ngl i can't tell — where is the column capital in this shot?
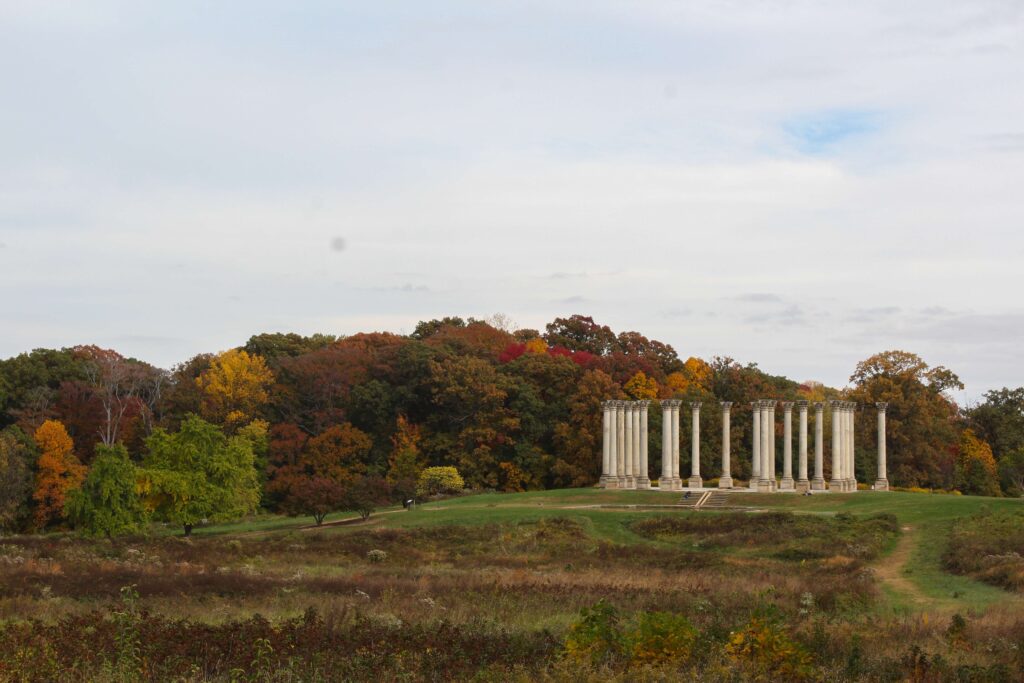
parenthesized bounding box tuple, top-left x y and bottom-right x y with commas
(875, 401, 888, 412)
(689, 401, 702, 410)
(720, 401, 732, 411)
(796, 400, 809, 410)
(814, 401, 824, 412)
(637, 400, 650, 411)
(751, 400, 760, 410)
(614, 400, 626, 409)
(830, 400, 843, 410)
(762, 399, 777, 408)
(781, 401, 795, 411)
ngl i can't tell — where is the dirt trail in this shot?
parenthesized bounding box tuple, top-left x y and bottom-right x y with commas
(873, 525, 931, 606)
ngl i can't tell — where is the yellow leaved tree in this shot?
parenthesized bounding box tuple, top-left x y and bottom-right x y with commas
(624, 371, 659, 400)
(196, 349, 274, 428)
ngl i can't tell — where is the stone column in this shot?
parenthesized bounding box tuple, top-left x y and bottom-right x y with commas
(607, 401, 619, 487)
(758, 401, 773, 492)
(719, 402, 733, 489)
(811, 402, 825, 490)
(874, 402, 889, 490)
(688, 402, 703, 489)
(600, 401, 611, 486)
(623, 402, 635, 488)
(750, 401, 761, 490)
(671, 400, 682, 489)
(616, 401, 626, 487)
(631, 403, 642, 489)
(768, 402, 777, 490)
(781, 402, 795, 490)
(848, 402, 857, 491)
(660, 400, 672, 488)
(637, 401, 650, 489)
(830, 401, 842, 491)
(796, 401, 809, 491)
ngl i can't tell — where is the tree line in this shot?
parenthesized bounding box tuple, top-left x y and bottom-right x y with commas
(1, 314, 1021, 535)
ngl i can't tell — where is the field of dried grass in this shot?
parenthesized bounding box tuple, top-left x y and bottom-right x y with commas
(0, 489, 1021, 681)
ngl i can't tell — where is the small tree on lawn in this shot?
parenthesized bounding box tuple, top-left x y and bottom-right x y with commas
(416, 466, 465, 498)
(66, 444, 147, 538)
(344, 475, 391, 521)
(141, 415, 260, 536)
(280, 476, 346, 526)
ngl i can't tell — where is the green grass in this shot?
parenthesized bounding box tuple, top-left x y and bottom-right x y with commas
(178, 487, 1023, 614)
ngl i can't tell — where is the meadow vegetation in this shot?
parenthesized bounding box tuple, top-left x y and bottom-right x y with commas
(0, 490, 1021, 681)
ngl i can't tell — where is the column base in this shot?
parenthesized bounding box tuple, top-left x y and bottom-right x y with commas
(872, 479, 889, 491)
(757, 479, 773, 492)
(779, 477, 795, 491)
(687, 476, 703, 489)
(749, 477, 761, 490)
(847, 479, 859, 492)
(718, 476, 733, 489)
(810, 477, 826, 491)
(795, 479, 810, 493)
(623, 476, 636, 489)
(659, 478, 683, 491)
(636, 477, 651, 489)
(828, 479, 843, 491)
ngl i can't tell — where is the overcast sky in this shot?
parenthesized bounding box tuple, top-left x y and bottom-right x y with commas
(2, 1, 1023, 402)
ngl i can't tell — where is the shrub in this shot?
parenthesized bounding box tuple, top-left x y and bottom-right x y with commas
(725, 616, 815, 681)
(367, 549, 387, 563)
(416, 467, 465, 498)
(628, 611, 697, 664)
(563, 599, 624, 666)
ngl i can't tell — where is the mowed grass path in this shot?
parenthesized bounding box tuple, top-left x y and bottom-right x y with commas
(195, 487, 1023, 614)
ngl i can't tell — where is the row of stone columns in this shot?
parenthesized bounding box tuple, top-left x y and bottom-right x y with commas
(600, 400, 650, 489)
(600, 398, 889, 492)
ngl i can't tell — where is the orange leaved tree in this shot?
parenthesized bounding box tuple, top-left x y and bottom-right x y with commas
(32, 419, 86, 529)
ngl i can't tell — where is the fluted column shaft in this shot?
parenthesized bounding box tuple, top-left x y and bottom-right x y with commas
(601, 402, 611, 485)
(759, 401, 772, 490)
(843, 403, 851, 489)
(616, 402, 626, 486)
(660, 401, 672, 486)
(797, 401, 809, 488)
(637, 402, 650, 488)
(671, 402, 681, 485)
(875, 402, 889, 490)
(720, 402, 733, 488)
(812, 402, 825, 490)
(624, 403, 635, 487)
(781, 402, 794, 489)
(626, 403, 634, 489)
(830, 401, 842, 490)
(768, 403, 777, 488)
(751, 402, 761, 489)
(689, 402, 703, 488)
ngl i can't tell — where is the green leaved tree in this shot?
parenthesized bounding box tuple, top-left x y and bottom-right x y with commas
(141, 415, 261, 536)
(65, 444, 147, 538)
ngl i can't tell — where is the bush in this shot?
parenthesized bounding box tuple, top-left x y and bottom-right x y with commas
(367, 549, 387, 563)
(725, 616, 815, 681)
(416, 467, 465, 498)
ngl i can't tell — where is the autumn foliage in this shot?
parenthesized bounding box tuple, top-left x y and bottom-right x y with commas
(32, 420, 86, 529)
